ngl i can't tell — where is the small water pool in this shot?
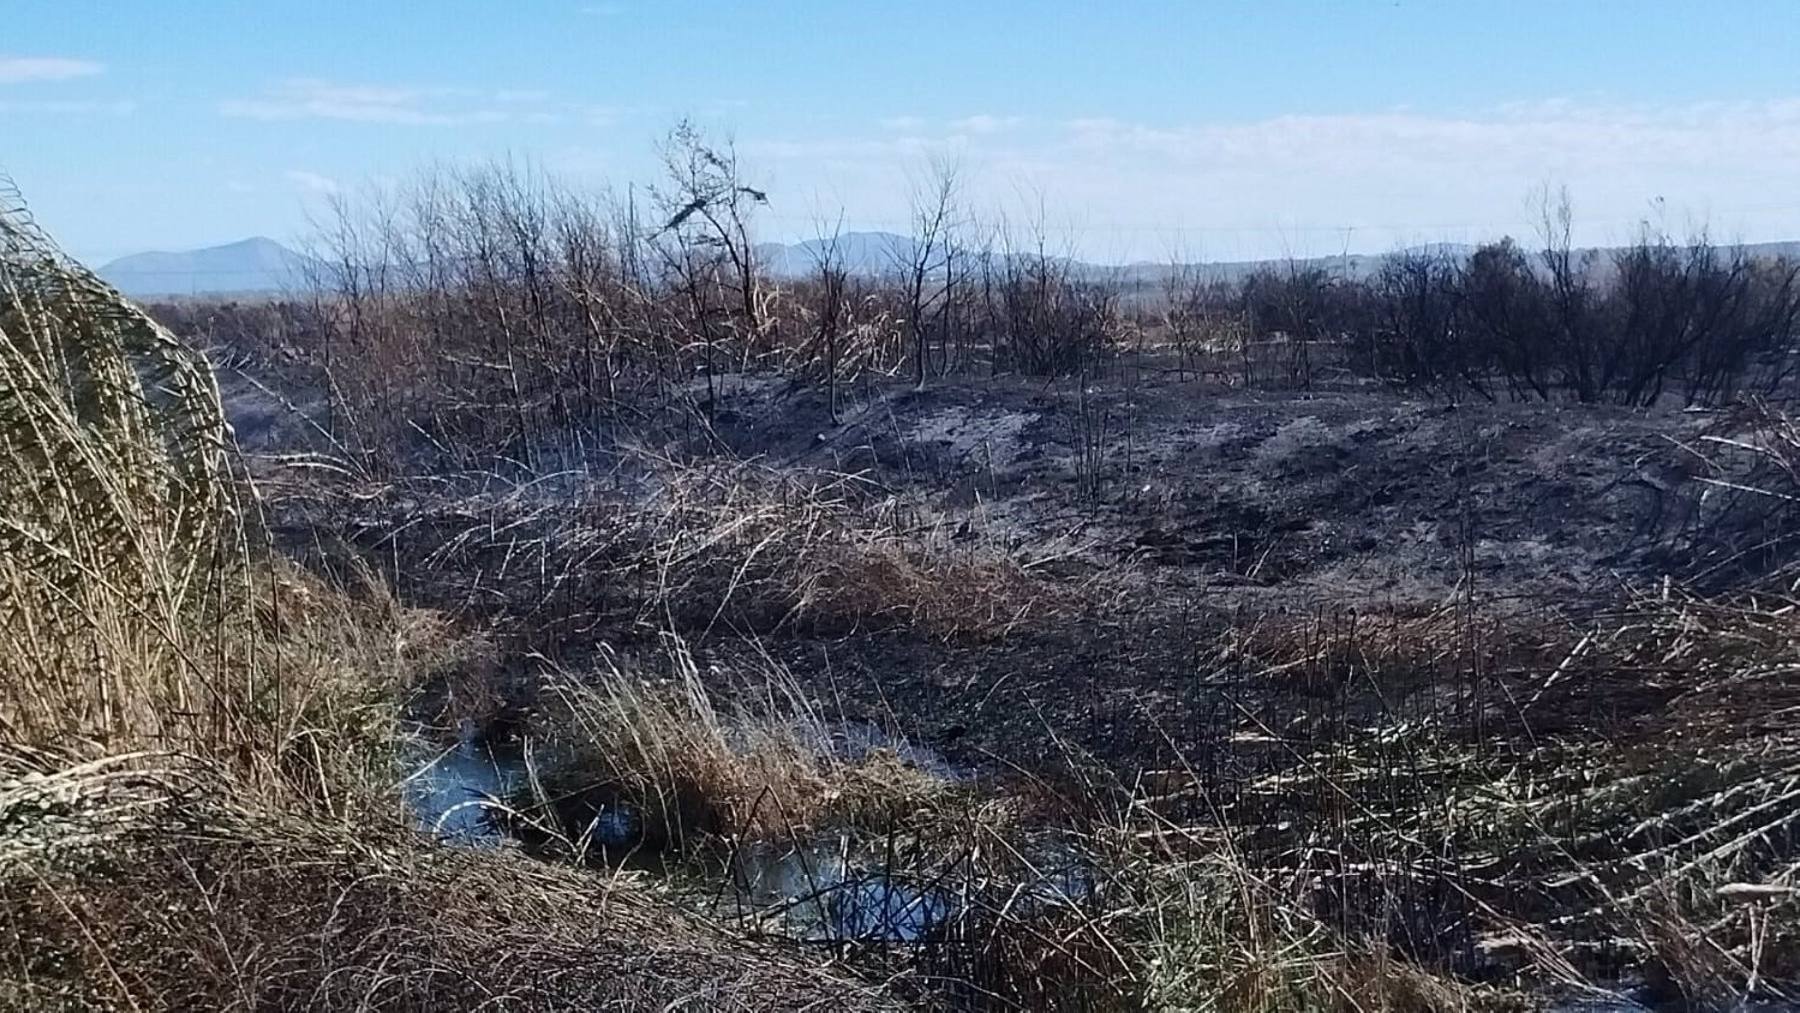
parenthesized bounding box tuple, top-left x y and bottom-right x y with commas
(402, 727, 1091, 944)
(402, 735, 523, 845)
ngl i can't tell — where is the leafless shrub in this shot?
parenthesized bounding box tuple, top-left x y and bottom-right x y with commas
(1458, 237, 1555, 400)
(893, 159, 965, 389)
(1067, 379, 1112, 501)
(1371, 249, 1473, 395)
(1158, 260, 1245, 380)
(984, 219, 1122, 377)
(649, 121, 772, 409)
(1238, 264, 1367, 389)
(1358, 193, 1800, 405)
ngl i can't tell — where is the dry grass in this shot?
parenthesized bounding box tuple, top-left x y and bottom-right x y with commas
(1671, 396, 1800, 590)
(0, 747, 899, 1013)
(0, 193, 436, 814)
(1124, 848, 1528, 1012)
(12, 181, 1800, 1010)
(420, 501, 1800, 1007)
(2, 192, 238, 751)
(506, 636, 959, 857)
(0, 194, 909, 1011)
(1112, 587, 1800, 1009)
(303, 454, 1070, 648)
(0, 191, 469, 822)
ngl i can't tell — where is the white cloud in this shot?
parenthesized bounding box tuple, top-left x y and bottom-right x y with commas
(0, 98, 133, 115)
(283, 169, 340, 195)
(948, 114, 1022, 135)
(875, 115, 1021, 136)
(1053, 103, 1800, 180)
(582, 104, 623, 127)
(220, 79, 610, 129)
(0, 56, 103, 84)
(222, 78, 510, 125)
(751, 99, 1800, 260)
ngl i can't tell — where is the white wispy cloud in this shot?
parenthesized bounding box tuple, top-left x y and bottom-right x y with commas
(220, 79, 616, 129)
(1054, 100, 1800, 180)
(222, 78, 512, 125)
(947, 114, 1023, 135)
(0, 98, 134, 116)
(753, 99, 1800, 260)
(0, 56, 103, 83)
(283, 169, 341, 195)
(876, 115, 1021, 136)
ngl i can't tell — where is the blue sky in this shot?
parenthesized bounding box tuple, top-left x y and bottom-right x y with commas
(7, 1, 1800, 263)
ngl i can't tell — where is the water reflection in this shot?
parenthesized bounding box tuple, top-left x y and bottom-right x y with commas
(720, 836, 1091, 943)
(403, 728, 1089, 944)
(403, 735, 523, 845)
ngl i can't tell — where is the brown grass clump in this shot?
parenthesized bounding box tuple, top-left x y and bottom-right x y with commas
(1223, 599, 1567, 695)
(2, 537, 456, 817)
(812, 540, 1057, 641)
(0, 192, 456, 813)
(508, 637, 960, 858)
(2, 190, 240, 752)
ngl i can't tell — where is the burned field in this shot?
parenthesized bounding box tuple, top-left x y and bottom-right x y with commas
(279, 363, 1760, 749)
(239, 354, 1800, 1009)
(8, 155, 1800, 1012)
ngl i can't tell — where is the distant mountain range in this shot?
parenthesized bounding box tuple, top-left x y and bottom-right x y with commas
(99, 233, 1800, 299)
(99, 232, 924, 297)
(755, 231, 1358, 283)
(99, 238, 319, 297)
(754, 231, 920, 277)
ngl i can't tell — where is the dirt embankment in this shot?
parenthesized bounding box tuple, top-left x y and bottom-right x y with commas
(637, 370, 1708, 769)
(708, 369, 1703, 602)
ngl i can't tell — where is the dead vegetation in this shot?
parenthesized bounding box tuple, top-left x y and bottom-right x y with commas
(10, 127, 1800, 1012)
(1098, 589, 1800, 1010)
(0, 748, 898, 1012)
(285, 453, 1071, 652)
(0, 193, 908, 1011)
(504, 637, 962, 857)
